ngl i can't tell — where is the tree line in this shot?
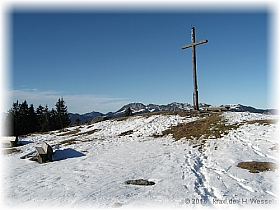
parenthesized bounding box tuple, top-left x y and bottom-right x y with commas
(5, 98, 71, 136)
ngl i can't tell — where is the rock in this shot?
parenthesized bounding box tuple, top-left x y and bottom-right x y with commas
(123, 179, 155, 186)
(112, 202, 122, 208)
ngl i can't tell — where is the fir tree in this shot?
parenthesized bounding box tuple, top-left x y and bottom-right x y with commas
(36, 105, 50, 132)
(27, 104, 37, 134)
(19, 100, 29, 135)
(55, 97, 70, 129)
(5, 101, 19, 136)
(36, 105, 44, 132)
(75, 117, 81, 126)
(124, 107, 133, 117)
(12, 100, 20, 135)
(49, 108, 58, 131)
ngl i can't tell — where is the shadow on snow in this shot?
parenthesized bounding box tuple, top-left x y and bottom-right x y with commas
(52, 148, 86, 161)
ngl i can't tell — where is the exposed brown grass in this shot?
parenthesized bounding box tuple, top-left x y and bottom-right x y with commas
(57, 129, 80, 136)
(237, 161, 278, 173)
(118, 130, 134, 136)
(270, 144, 278, 152)
(246, 119, 278, 125)
(86, 125, 94, 129)
(74, 129, 101, 136)
(57, 129, 101, 145)
(2, 148, 21, 155)
(57, 128, 101, 137)
(159, 113, 230, 141)
(81, 139, 96, 143)
(59, 138, 79, 146)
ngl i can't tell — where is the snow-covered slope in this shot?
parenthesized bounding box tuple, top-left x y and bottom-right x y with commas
(1, 112, 279, 209)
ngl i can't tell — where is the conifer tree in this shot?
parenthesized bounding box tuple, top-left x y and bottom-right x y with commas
(49, 108, 58, 130)
(36, 105, 49, 132)
(36, 105, 44, 132)
(124, 107, 133, 117)
(27, 104, 37, 134)
(5, 101, 20, 136)
(19, 100, 29, 135)
(75, 117, 81, 126)
(55, 97, 70, 129)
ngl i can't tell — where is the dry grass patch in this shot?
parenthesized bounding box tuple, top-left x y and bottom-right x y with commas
(247, 119, 278, 125)
(57, 129, 101, 145)
(57, 128, 101, 137)
(270, 144, 278, 152)
(59, 138, 79, 146)
(81, 139, 96, 143)
(119, 130, 134, 136)
(2, 148, 21, 155)
(57, 129, 80, 136)
(160, 113, 231, 141)
(74, 129, 101, 136)
(237, 161, 278, 173)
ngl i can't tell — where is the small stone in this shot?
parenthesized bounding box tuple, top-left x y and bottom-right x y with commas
(112, 202, 122, 208)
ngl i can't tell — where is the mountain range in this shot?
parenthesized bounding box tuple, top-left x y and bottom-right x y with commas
(69, 102, 277, 125)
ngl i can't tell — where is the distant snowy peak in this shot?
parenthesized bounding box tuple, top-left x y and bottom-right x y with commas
(113, 102, 211, 117)
(116, 102, 147, 113)
(226, 104, 277, 114)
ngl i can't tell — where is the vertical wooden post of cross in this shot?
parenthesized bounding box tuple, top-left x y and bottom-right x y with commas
(181, 27, 208, 111)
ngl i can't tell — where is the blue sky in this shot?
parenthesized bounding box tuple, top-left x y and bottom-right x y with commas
(8, 7, 275, 113)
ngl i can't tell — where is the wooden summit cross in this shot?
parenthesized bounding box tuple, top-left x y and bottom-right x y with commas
(181, 27, 208, 111)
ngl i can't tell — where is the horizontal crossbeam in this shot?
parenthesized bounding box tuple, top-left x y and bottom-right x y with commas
(181, 39, 208, 50)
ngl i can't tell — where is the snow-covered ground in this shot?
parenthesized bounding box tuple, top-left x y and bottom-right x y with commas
(1, 112, 279, 209)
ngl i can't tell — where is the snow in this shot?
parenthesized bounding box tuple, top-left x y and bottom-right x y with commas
(222, 112, 277, 125)
(1, 112, 279, 209)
